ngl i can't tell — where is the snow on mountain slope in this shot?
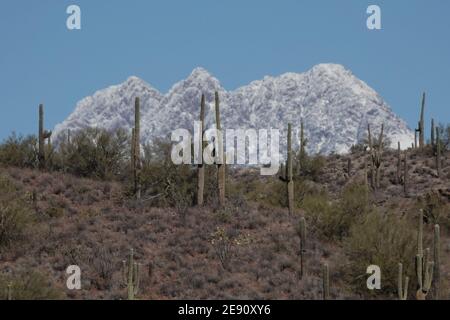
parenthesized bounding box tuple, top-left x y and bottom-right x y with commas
(53, 64, 414, 155)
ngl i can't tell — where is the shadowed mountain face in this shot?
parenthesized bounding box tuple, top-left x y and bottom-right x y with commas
(53, 64, 414, 154)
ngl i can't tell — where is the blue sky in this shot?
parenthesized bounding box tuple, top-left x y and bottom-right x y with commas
(0, 0, 449, 139)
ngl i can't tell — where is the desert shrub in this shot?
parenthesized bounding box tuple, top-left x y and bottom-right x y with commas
(303, 182, 370, 240)
(436, 123, 450, 151)
(59, 128, 129, 180)
(0, 175, 33, 247)
(210, 227, 251, 271)
(343, 211, 416, 297)
(0, 133, 37, 168)
(295, 155, 327, 182)
(417, 191, 450, 232)
(139, 139, 196, 206)
(0, 271, 63, 300)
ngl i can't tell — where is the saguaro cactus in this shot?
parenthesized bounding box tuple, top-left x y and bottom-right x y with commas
(298, 217, 306, 278)
(122, 248, 140, 300)
(433, 224, 441, 300)
(415, 210, 434, 300)
(215, 91, 226, 206)
(197, 94, 206, 206)
(287, 123, 294, 215)
(6, 283, 12, 300)
(367, 124, 384, 190)
(38, 104, 51, 169)
(398, 263, 409, 300)
(436, 128, 441, 178)
(430, 119, 435, 147)
(297, 120, 307, 175)
(133, 98, 141, 200)
(322, 264, 329, 300)
(417, 92, 425, 149)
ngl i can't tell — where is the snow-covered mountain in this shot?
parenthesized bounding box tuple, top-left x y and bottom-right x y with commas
(53, 64, 414, 154)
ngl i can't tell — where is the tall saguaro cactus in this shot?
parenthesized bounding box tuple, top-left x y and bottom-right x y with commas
(122, 248, 140, 300)
(430, 119, 435, 147)
(287, 123, 294, 215)
(367, 124, 384, 190)
(297, 120, 307, 175)
(38, 104, 51, 170)
(197, 94, 206, 206)
(398, 263, 409, 300)
(433, 224, 441, 300)
(6, 283, 12, 300)
(415, 210, 434, 300)
(215, 91, 226, 206)
(417, 92, 425, 149)
(133, 98, 141, 200)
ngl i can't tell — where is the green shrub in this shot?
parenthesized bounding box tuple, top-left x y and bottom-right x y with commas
(59, 128, 129, 179)
(0, 176, 33, 247)
(139, 139, 196, 206)
(303, 182, 370, 240)
(0, 271, 63, 300)
(294, 154, 326, 182)
(343, 211, 416, 297)
(0, 133, 37, 168)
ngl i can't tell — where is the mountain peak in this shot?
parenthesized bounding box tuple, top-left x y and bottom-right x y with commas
(189, 66, 213, 76)
(53, 64, 414, 154)
(185, 67, 219, 84)
(308, 63, 349, 76)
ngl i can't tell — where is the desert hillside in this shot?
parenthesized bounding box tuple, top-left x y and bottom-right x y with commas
(0, 132, 448, 300)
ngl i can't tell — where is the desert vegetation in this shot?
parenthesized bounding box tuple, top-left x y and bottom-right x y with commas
(0, 93, 449, 300)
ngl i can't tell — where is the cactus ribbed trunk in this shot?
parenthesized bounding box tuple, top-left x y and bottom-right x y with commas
(434, 224, 441, 300)
(431, 119, 435, 147)
(419, 92, 425, 149)
(38, 104, 45, 169)
(367, 124, 383, 190)
(398, 263, 409, 300)
(215, 91, 225, 206)
(123, 248, 140, 300)
(6, 284, 12, 300)
(287, 123, 294, 215)
(134, 98, 141, 200)
(197, 94, 205, 206)
(415, 210, 434, 300)
(297, 120, 306, 175)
